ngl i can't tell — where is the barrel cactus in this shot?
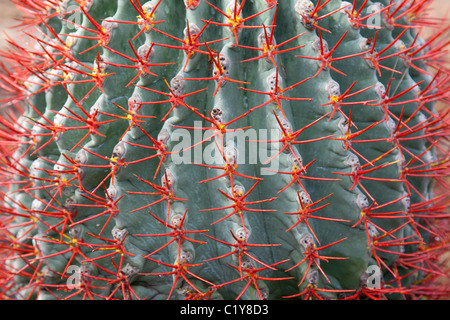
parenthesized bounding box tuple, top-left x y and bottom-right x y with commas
(0, 0, 448, 300)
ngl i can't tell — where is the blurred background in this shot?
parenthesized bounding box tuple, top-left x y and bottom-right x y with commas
(0, 0, 23, 51)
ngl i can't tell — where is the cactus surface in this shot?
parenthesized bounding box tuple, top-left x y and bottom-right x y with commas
(0, 0, 449, 300)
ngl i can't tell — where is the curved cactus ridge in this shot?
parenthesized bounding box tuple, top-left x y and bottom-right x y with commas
(0, 0, 449, 300)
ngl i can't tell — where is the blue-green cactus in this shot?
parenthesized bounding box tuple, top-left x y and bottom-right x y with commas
(0, 0, 448, 300)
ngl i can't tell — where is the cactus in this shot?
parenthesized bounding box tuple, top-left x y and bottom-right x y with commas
(0, 0, 449, 300)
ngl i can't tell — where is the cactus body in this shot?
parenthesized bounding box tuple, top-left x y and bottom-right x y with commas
(0, 0, 449, 300)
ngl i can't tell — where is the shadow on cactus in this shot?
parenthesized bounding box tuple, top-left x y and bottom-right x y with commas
(0, 0, 449, 300)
